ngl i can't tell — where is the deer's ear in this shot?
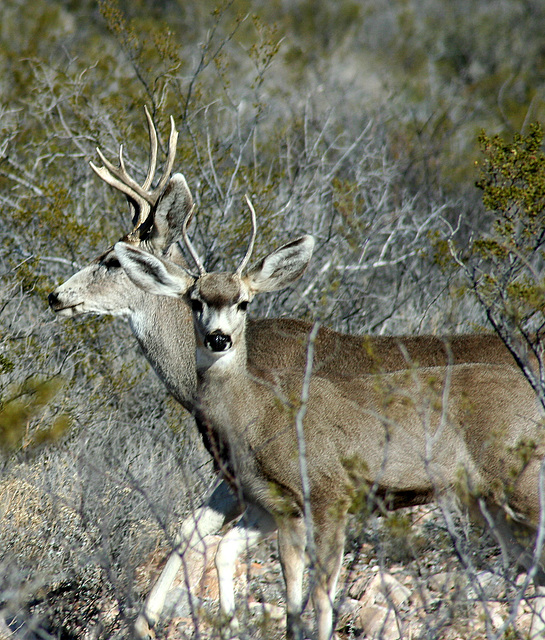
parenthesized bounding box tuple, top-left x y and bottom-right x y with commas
(244, 235, 315, 294)
(115, 242, 194, 297)
(150, 173, 194, 251)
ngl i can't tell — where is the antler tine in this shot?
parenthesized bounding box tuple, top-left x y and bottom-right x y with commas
(236, 194, 257, 275)
(94, 145, 154, 204)
(117, 144, 140, 197)
(89, 156, 150, 221)
(182, 205, 206, 276)
(151, 116, 178, 197)
(142, 105, 158, 191)
(90, 145, 153, 229)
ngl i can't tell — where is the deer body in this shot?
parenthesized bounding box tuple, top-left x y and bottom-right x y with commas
(196, 354, 543, 640)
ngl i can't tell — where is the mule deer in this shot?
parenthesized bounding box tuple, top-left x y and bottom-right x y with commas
(116, 202, 545, 640)
(48, 107, 532, 637)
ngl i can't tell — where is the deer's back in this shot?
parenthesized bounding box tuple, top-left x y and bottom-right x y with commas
(246, 319, 518, 379)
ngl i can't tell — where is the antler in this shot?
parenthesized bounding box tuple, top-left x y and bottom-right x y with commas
(89, 105, 179, 233)
(236, 195, 257, 275)
(182, 205, 206, 276)
(182, 194, 257, 277)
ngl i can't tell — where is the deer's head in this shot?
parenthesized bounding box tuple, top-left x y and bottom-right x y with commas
(115, 198, 314, 368)
(48, 107, 193, 318)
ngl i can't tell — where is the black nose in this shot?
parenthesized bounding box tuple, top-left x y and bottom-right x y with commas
(48, 292, 59, 308)
(204, 332, 232, 352)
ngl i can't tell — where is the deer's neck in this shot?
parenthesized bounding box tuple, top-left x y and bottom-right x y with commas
(195, 335, 252, 420)
(127, 245, 197, 411)
(194, 335, 264, 492)
(129, 296, 196, 411)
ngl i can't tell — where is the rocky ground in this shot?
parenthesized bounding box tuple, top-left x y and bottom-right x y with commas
(2, 496, 541, 640)
(141, 504, 542, 640)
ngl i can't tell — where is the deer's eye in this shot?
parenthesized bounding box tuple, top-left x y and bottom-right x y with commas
(238, 301, 249, 312)
(191, 299, 203, 313)
(101, 255, 120, 270)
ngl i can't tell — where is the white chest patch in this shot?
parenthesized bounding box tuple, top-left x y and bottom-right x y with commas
(196, 346, 238, 374)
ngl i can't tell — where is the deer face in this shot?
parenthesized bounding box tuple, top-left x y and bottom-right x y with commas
(49, 176, 193, 319)
(189, 273, 251, 358)
(48, 244, 143, 317)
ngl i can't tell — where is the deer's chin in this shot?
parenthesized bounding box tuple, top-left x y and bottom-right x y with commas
(53, 302, 131, 318)
(196, 345, 236, 371)
(53, 304, 85, 317)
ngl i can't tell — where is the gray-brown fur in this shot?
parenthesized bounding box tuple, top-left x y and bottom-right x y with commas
(247, 319, 520, 378)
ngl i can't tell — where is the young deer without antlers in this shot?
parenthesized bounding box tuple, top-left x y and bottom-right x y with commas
(48, 107, 534, 638)
(116, 202, 545, 640)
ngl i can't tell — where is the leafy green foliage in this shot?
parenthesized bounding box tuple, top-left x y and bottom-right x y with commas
(449, 123, 545, 406)
(476, 124, 545, 244)
(0, 376, 70, 451)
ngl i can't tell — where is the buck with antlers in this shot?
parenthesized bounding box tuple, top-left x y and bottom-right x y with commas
(116, 199, 545, 640)
(48, 108, 534, 638)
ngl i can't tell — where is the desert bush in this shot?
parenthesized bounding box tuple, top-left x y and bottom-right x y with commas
(0, 0, 543, 638)
(446, 124, 545, 407)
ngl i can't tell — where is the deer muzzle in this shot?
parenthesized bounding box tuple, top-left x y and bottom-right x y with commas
(204, 331, 233, 353)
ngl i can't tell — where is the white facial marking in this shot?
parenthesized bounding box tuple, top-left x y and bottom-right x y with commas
(190, 274, 251, 373)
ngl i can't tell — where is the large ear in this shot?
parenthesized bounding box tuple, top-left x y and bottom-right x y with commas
(149, 173, 194, 251)
(244, 235, 315, 294)
(115, 242, 194, 297)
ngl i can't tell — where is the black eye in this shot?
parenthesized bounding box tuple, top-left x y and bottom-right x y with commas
(238, 301, 249, 312)
(104, 257, 120, 270)
(191, 299, 203, 313)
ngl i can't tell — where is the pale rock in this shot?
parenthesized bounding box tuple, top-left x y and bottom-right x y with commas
(248, 601, 285, 622)
(336, 598, 363, 630)
(360, 572, 411, 608)
(428, 570, 463, 593)
(358, 604, 401, 640)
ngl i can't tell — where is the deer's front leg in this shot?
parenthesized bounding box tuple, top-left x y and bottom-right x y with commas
(311, 512, 347, 640)
(134, 480, 243, 639)
(277, 517, 307, 640)
(214, 505, 277, 637)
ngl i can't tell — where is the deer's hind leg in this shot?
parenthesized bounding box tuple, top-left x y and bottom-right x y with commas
(470, 496, 545, 583)
(471, 495, 545, 637)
